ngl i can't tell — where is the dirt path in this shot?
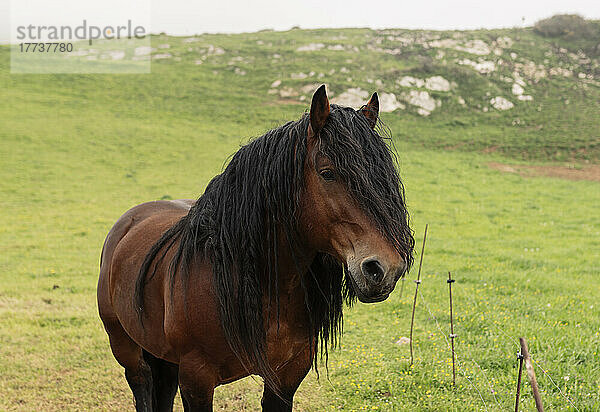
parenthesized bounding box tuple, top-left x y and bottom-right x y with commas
(488, 162, 600, 182)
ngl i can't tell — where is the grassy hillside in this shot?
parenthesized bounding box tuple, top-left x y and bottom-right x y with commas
(2, 24, 600, 161)
(1, 23, 599, 411)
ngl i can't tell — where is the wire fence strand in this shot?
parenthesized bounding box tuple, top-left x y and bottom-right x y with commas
(417, 287, 491, 411)
(448, 285, 580, 411)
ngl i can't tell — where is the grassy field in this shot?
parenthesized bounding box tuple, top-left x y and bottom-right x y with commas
(1, 25, 599, 411)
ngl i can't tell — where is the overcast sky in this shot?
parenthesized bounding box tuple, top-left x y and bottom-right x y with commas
(2, 0, 600, 43)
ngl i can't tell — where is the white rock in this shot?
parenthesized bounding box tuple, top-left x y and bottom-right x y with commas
(158, 44, 170, 49)
(518, 95, 533, 101)
(578, 72, 586, 79)
(194, 60, 203, 65)
(510, 52, 518, 59)
(291, 72, 308, 79)
(331, 88, 369, 108)
(206, 45, 225, 55)
(406, 90, 437, 112)
(152, 53, 172, 60)
(458, 58, 495, 74)
(183, 37, 199, 43)
(513, 72, 527, 86)
(515, 61, 546, 82)
(417, 108, 431, 116)
(425, 76, 451, 92)
(474, 61, 496, 74)
(458, 96, 466, 106)
(234, 67, 246, 75)
(512, 83, 524, 96)
(428, 38, 459, 49)
(496, 36, 513, 48)
(296, 43, 325, 52)
(455, 39, 491, 55)
(379, 93, 405, 112)
(490, 96, 514, 110)
(109, 51, 125, 60)
(398, 76, 425, 88)
(300, 83, 321, 94)
(327, 44, 345, 51)
(395, 337, 411, 345)
(270, 80, 281, 88)
(134, 46, 153, 56)
(549, 67, 572, 77)
(279, 87, 299, 98)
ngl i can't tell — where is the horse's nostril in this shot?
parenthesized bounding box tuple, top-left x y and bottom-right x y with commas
(361, 258, 385, 283)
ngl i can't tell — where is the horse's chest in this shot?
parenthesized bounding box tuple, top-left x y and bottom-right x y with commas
(265, 318, 311, 370)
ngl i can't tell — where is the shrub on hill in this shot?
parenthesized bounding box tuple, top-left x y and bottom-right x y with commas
(534, 14, 600, 57)
(533, 14, 594, 38)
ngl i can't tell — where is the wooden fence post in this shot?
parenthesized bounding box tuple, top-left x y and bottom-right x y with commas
(520, 337, 544, 412)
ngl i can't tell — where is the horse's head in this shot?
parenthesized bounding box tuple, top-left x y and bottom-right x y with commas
(299, 85, 414, 303)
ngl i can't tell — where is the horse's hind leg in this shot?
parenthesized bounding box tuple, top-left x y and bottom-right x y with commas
(102, 317, 154, 412)
(143, 350, 179, 412)
(125, 363, 153, 412)
(177, 353, 216, 412)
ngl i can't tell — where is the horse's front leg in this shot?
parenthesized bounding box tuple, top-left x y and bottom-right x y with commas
(261, 347, 312, 412)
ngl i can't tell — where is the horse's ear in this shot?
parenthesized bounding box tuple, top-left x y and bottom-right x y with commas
(360, 92, 379, 129)
(309, 85, 330, 137)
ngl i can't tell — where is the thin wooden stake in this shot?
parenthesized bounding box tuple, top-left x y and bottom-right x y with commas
(520, 337, 544, 412)
(409, 224, 428, 366)
(515, 351, 524, 412)
(447, 271, 456, 386)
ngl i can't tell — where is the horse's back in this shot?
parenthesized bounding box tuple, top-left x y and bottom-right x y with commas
(99, 199, 193, 270)
(97, 200, 193, 355)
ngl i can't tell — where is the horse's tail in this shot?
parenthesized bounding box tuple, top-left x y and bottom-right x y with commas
(134, 218, 186, 320)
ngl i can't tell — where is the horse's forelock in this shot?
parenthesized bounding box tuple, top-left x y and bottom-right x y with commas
(318, 105, 415, 267)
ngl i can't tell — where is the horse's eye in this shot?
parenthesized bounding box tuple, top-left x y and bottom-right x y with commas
(319, 169, 335, 181)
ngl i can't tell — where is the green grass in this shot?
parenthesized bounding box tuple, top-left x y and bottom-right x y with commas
(1, 26, 599, 411)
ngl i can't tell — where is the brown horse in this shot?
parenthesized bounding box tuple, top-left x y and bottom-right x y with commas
(97, 85, 414, 411)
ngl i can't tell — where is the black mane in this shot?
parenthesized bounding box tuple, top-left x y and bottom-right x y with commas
(135, 104, 414, 391)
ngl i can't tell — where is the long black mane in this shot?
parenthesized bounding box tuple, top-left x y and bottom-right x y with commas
(135, 104, 414, 391)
